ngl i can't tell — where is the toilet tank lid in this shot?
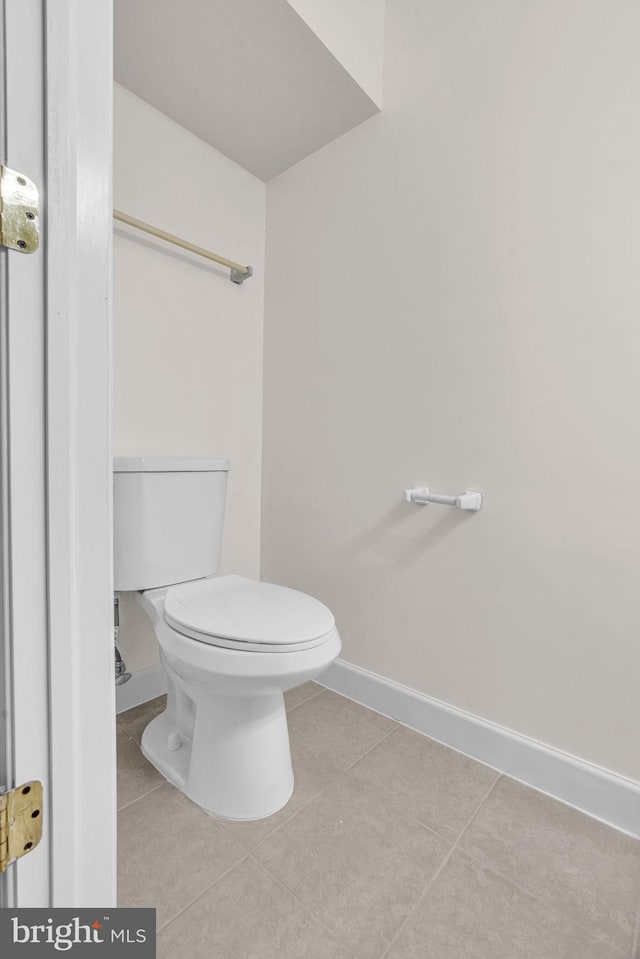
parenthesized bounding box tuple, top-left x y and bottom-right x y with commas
(114, 456, 230, 473)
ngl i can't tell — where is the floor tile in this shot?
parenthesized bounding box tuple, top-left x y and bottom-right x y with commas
(157, 857, 353, 959)
(118, 695, 167, 744)
(459, 776, 640, 954)
(284, 680, 323, 711)
(117, 726, 164, 810)
(220, 739, 342, 850)
(118, 783, 246, 929)
(287, 689, 398, 770)
(254, 776, 449, 958)
(386, 850, 621, 959)
(347, 725, 498, 840)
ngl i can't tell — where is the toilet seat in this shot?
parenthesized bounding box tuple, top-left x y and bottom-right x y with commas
(164, 574, 336, 653)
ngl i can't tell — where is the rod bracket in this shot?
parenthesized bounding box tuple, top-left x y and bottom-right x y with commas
(230, 264, 253, 285)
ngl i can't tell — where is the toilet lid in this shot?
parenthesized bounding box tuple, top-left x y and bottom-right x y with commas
(164, 575, 336, 651)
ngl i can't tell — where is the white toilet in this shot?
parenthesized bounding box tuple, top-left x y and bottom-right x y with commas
(113, 456, 341, 820)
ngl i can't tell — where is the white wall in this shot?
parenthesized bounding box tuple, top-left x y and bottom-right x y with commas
(287, 0, 385, 107)
(114, 84, 265, 670)
(262, 0, 640, 783)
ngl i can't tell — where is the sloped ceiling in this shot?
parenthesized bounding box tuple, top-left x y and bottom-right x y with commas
(114, 0, 379, 181)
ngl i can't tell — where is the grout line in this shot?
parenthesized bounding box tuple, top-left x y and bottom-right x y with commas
(339, 723, 636, 959)
(116, 724, 141, 745)
(453, 845, 629, 958)
(218, 774, 342, 854)
(633, 885, 640, 959)
(247, 724, 475, 958)
(117, 729, 147, 747)
(250, 768, 422, 954)
(118, 692, 638, 958)
(116, 727, 169, 812)
(117, 780, 165, 814)
(456, 773, 502, 837)
(154, 851, 250, 935)
(251, 766, 456, 959)
(117, 729, 251, 935)
(379, 774, 502, 959)
(285, 684, 325, 714)
(338, 728, 497, 845)
(248, 778, 341, 856)
(436, 774, 630, 959)
(287, 700, 398, 782)
(333, 768, 455, 845)
(248, 854, 357, 956)
(248, 756, 452, 863)
(451, 804, 631, 958)
(215, 728, 378, 853)
(339, 723, 400, 775)
(224, 726, 403, 857)
(314, 686, 402, 727)
(456, 774, 632, 958)
(377, 838, 458, 957)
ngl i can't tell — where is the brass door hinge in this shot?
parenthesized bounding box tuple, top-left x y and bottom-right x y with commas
(0, 166, 39, 253)
(0, 780, 43, 873)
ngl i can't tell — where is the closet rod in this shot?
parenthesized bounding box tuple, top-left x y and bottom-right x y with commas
(113, 210, 253, 284)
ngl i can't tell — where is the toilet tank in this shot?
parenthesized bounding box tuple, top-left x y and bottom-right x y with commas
(113, 456, 230, 591)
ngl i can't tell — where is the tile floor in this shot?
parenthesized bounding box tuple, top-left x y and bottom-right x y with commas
(117, 683, 640, 958)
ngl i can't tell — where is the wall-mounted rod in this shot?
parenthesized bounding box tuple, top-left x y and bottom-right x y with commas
(113, 210, 253, 284)
(403, 486, 482, 512)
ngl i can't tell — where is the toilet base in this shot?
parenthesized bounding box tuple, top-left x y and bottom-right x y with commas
(140, 691, 295, 821)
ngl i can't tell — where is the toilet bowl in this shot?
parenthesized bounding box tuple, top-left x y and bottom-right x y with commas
(137, 576, 340, 820)
(113, 457, 341, 821)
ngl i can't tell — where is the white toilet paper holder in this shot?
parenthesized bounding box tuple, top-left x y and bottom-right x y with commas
(403, 486, 482, 512)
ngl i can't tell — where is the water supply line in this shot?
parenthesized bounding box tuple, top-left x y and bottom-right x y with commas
(114, 592, 131, 686)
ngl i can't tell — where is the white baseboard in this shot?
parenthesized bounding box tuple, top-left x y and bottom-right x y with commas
(319, 659, 640, 839)
(116, 664, 167, 715)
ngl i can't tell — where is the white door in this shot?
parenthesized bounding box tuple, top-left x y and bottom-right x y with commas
(0, 0, 115, 906)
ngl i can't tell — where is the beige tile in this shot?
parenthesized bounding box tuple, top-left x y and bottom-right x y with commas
(118, 695, 167, 744)
(157, 857, 353, 959)
(220, 739, 342, 850)
(284, 680, 323, 711)
(255, 777, 449, 958)
(460, 777, 640, 954)
(347, 725, 498, 840)
(386, 850, 621, 959)
(118, 783, 246, 928)
(287, 689, 398, 770)
(117, 726, 164, 810)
